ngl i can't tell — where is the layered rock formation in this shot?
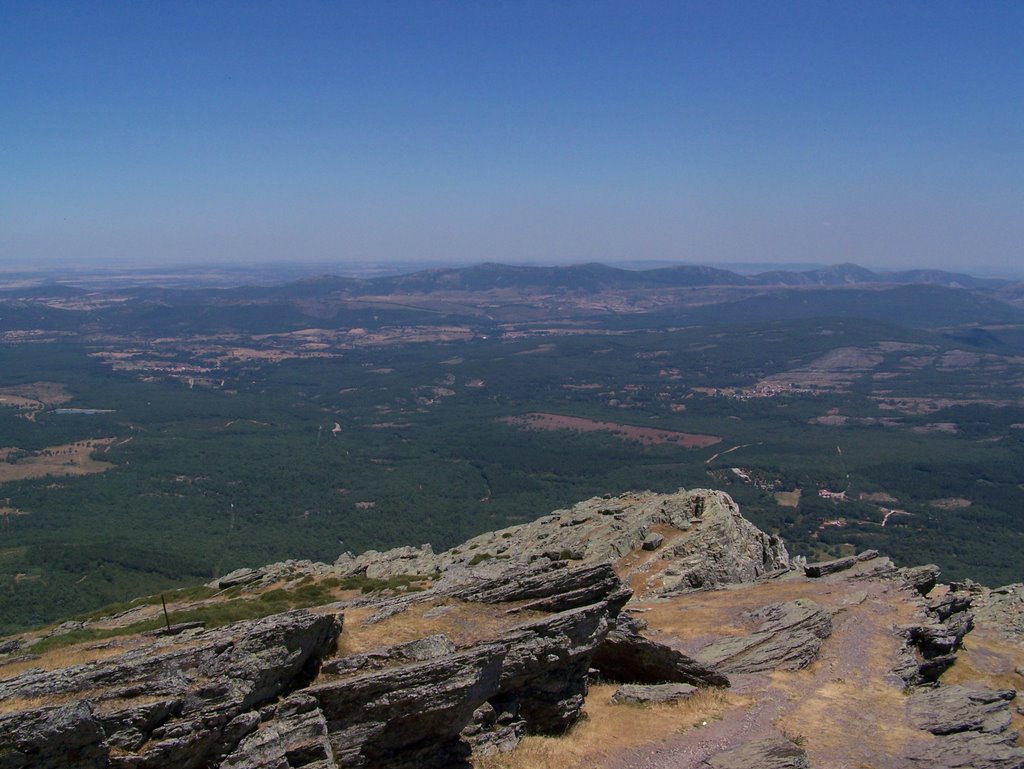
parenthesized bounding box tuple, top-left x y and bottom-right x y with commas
(0, 563, 633, 768)
(1, 487, 1021, 769)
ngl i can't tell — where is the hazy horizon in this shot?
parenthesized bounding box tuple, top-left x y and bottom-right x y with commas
(3, 2, 1021, 272)
(2, 257, 1022, 285)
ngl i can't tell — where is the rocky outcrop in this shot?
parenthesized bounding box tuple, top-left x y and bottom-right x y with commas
(3, 485, 1017, 769)
(243, 571, 630, 768)
(0, 559, 632, 769)
(0, 610, 341, 769)
(896, 586, 975, 686)
(899, 564, 942, 596)
(909, 685, 1017, 736)
(957, 582, 1024, 639)
(449, 561, 624, 613)
(703, 736, 810, 769)
(695, 599, 832, 673)
(335, 489, 791, 597)
(220, 693, 334, 769)
(213, 559, 335, 591)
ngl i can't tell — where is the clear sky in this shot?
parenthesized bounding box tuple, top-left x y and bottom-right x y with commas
(2, 1, 1021, 272)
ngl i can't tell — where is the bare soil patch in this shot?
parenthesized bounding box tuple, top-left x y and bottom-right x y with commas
(860, 491, 898, 504)
(774, 490, 801, 508)
(500, 413, 721, 449)
(911, 422, 958, 434)
(930, 497, 972, 509)
(0, 382, 73, 420)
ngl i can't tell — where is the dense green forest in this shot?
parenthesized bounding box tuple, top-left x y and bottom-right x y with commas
(2, 278, 1024, 633)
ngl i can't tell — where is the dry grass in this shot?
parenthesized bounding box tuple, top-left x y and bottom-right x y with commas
(774, 490, 801, 508)
(0, 683, 170, 716)
(766, 584, 933, 766)
(636, 580, 828, 649)
(473, 684, 740, 769)
(0, 438, 116, 482)
(334, 599, 549, 659)
(0, 691, 87, 714)
(773, 674, 933, 764)
(0, 639, 136, 682)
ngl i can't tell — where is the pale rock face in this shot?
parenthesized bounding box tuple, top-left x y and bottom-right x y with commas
(334, 488, 790, 597)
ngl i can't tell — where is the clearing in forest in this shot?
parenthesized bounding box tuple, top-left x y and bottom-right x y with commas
(499, 413, 721, 448)
(0, 439, 117, 482)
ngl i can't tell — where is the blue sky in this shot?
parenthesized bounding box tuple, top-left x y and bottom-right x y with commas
(1, 1, 1021, 271)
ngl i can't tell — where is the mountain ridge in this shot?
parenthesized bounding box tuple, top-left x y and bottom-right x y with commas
(1, 261, 1015, 300)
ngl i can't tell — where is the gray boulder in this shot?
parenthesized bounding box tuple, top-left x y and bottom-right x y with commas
(610, 682, 697, 705)
(642, 532, 665, 551)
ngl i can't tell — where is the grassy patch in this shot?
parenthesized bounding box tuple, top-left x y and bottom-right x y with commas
(30, 582, 344, 654)
(336, 574, 426, 593)
(473, 684, 736, 769)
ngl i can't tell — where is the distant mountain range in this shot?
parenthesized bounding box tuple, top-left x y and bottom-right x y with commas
(0, 261, 1014, 299)
(267, 261, 1014, 296)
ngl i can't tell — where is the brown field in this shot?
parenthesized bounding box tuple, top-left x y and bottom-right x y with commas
(499, 413, 721, 448)
(0, 381, 73, 420)
(0, 439, 116, 482)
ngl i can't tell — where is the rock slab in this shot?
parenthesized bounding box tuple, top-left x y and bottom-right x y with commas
(696, 599, 832, 673)
(704, 736, 810, 769)
(610, 682, 697, 705)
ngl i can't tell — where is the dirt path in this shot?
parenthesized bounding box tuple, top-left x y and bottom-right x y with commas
(603, 566, 932, 769)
